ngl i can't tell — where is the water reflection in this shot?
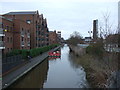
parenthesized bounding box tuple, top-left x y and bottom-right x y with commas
(43, 45, 89, 88)
(9, 45, 89, 88)
(48, 48, 61, 60)
(68, 51, 89, 88)
(10, 59, 49, 88)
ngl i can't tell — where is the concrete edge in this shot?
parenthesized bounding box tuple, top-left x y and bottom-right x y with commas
(2, 45, 61, 89)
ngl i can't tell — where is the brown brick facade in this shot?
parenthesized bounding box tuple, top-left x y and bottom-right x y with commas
(49, 30, 58, 45)
(1, 17, 14, 54)
(3, 11, 49, 48)
(1, 10, 50, 54)
(1, 16, 30, 54)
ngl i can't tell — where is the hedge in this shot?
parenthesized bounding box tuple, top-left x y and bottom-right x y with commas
(5, 44, 59, 59)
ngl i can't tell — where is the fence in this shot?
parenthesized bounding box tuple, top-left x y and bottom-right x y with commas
(2, 55, 25, 74)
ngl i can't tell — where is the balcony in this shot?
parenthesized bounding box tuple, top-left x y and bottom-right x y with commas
(21, 32, 24, 37)
(27, 33, 30, 38)
(0, 28, 5, 36)
(28, 42, 30, 46)
(0, 41, 5, 49)
(21, 41, 24, 47)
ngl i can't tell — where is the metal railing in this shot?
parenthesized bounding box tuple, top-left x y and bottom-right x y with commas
(0, 28, 5, 36)
(0, 41, 5, 49)
(21, 32, 24, 37)
(28, 42, 30, 46)
(27, 33, 30, 38)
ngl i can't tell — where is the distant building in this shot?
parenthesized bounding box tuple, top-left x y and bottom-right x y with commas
(57, 31, 61, 44)
(49, 30, 58, 45)
(93, 19, 98, 41)
(84, 37, 92, 43)
(38, 16, 49, 47)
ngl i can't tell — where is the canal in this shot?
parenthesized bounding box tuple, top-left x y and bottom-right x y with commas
(10, 44, 89, 88)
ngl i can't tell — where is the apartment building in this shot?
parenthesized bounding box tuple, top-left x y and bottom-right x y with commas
(13, 19, 30, 50)
(37, 14, 49, 47)
(0, 16, 13, 54)
(0, 16, 31, 54)
(3, 10, 49, 49)
(3, 11, 38, 49)
(49, 30, 58, 45)
(57, 31, 61, 44)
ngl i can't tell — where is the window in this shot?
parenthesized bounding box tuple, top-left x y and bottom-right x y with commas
(7, 48, 9, 52)
(7, 37, 9, 42)
(22, 37, 24, 41)
(38, 31, 40, 35)
(10, 37, 12, 43)
(26, 20, 31, 24)
(6, 26, 9, 30)
(10, 27, 13, 31)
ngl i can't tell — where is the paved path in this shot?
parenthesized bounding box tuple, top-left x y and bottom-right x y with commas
(2, 46, 61, 89)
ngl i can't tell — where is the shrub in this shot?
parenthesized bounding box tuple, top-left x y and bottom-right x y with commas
(5, 49, 21, 57)
(21, 49, 28, 59)
(86, 42, 104, 56)
(5, 44, 60, 58)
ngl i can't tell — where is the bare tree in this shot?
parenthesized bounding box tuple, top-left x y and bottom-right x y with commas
(67, 31, 83, 46)
(98, 11, 113, 39)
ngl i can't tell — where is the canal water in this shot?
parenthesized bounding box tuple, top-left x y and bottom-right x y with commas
(10, 44, 89, 88)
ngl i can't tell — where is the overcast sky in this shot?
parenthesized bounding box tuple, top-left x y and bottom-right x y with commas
(0, 0, 119, 39)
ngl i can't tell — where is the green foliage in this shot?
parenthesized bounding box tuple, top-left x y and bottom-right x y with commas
(86, 42, 104, 56)
(21, 49, 28, 59)
(5, 44, 59, 59)
(29, 44, 59, 57)
(6, 49, 21, 57)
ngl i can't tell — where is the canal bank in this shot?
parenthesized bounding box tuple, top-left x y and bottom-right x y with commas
(2, 45, 61, 89)
(68, 45, 119, 88)
(7, 44, 89, 88)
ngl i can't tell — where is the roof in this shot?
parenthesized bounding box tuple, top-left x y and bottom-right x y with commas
(0, 16, 12, 21)
(4, 11, 37, 15)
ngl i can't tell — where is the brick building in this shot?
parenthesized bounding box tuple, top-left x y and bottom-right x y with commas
(57, 31, 62, 44)
(0, 16, 31, 54)
(38, 14, 49, 47)
(49, 30, 58, 45)
(3, 11, 38, 49)
(0, 16, 14, 54)
(13, 19, 30, 50)
(3, 10, 49, 49)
